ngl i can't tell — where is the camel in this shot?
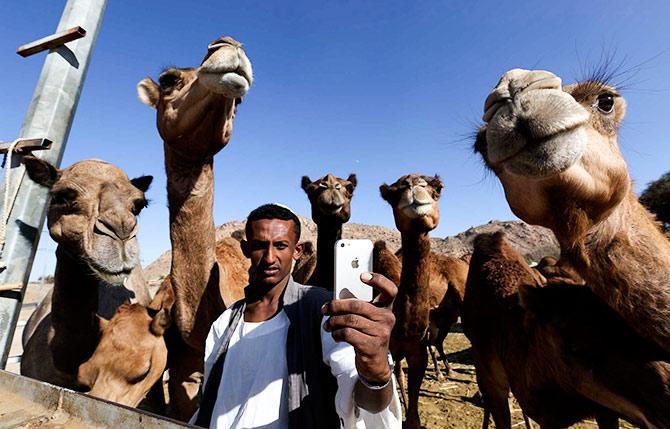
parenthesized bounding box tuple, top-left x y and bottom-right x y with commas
(77, 280, 174, 407)
(462, 231, 670, 428)
(475, 68, 670, 356)
(292, 240, 316, 283)
(20, 156, 153, 391)
(294, 173, 357, 290)
(376, 241, 468, 382)
(379, 173, 453, 429)
(137, 35, 252, 420)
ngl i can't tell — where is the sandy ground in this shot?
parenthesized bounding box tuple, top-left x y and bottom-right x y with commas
(11, 283, 640, 428)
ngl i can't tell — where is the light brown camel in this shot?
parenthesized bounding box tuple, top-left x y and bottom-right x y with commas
(20, 156, 153, 391)
(379, 173, 445, 429)
(376, 241, 468, 382)
(475, 68, 670, 356)
(292, 240, 316, 283)
(463, 231, 670, 429)
(294, 173, 357, 290)
(137, 35, 252, 420)
(77, 280, 174, 407)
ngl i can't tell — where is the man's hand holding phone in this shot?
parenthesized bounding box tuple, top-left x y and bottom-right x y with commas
(322, 272, 397, 384)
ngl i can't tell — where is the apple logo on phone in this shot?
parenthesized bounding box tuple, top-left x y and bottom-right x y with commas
(351, 258, 359, 269)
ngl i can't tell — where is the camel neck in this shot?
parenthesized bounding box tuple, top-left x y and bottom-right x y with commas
(50, 246, 102, 374)
(312, 221, 343, 290)
(164, 145, 221, 347)
(570, 191, 670, 354)
(393, 231, 432, 341)
(399, 232, 431, 291)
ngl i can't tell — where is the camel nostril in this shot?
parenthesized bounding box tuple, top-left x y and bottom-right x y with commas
(412, 187, 433, 205)
(95, 216, 137, 242)
(486, 70, 562, 122)
(515, 118, 533, 141)
(94, 219, 118, 240)
(523, 76, 562, 93)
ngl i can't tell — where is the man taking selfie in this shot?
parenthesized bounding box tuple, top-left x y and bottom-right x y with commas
(193, 204, 401, 428)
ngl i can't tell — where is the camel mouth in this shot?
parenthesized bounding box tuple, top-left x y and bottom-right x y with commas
(199, 43, 253, 98)
(319, 203, 344, 215)
(401, 202, 433, 218)
(91, 268, 131, 285)
(199, 70, 251, 98)
(86, 260, 134, 285)
(487, 126, 588, 178)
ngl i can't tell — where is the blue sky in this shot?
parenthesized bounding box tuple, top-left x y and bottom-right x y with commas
(1, 1, 669, 279)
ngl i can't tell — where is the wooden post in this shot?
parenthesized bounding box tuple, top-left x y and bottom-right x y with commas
(16, 26, 86, 58)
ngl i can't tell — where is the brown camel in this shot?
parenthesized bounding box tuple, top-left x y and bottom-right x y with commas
(292, 240, 316, 283)
(380, 243, 468, 381)
(295, 173, 357, 290)
(379, 173, 445, 429)
(20, 156, 153, 391)
(475, 68, 670, 356)
(463, 232, 670, 429)
(77, 280, 174, 407)
(137, 35, 252, 420)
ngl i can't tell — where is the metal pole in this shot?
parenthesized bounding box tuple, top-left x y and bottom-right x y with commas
(0, 0, 107, 368)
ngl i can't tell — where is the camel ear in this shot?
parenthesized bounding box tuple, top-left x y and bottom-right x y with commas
(137, 78, 160, 108)
(302, 240, 315, 255)
(23, 156, 60, 188)
(346, 174, 357, 193)
(77, 361, 98, 390)
(150, 308, 171, 337)
(148, 278, 175, 313)
(428, 175, 444, 195)
(241, 239, 250, 258)
(301, 176, 312, 192)
(96, 314, 109, 332)
(379, 183, 392, 202)
(230, 229, 245, 241)
(293, 242, 304, 261)
(131, 175, 153, 193)
(96, 314, 109, 330)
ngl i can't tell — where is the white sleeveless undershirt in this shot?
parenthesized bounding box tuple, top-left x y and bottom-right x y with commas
(212, 310, 290, 429)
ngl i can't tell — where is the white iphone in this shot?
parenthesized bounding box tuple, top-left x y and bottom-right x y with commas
(334, 239, 374, 301)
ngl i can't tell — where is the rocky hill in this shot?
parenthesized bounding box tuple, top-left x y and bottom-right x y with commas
(143, 215, 559, 282)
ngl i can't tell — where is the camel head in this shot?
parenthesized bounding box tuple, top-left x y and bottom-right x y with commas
(380, 174, 443, 233)
(301, 173, 357, 225)
(23, 156, 152, 285)
(77, 283, 174, 407)
(136, 36, 253, 160)
(475, 69, 629, 239)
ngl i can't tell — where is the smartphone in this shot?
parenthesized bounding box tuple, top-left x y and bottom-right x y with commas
(334, 239, 374, 301)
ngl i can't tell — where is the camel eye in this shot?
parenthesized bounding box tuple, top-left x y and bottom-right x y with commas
(131, 198, 148, 216)
(158, 71, 181, 93)
(596, 93, 615, 114)
(51, 188, 78, 207)
(128, 361, 151, 384)
(319, 182, 328, 189)
(334, 183, 341, 190)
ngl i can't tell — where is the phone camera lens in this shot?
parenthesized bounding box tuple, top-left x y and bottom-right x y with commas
(340, 243, 345, 247)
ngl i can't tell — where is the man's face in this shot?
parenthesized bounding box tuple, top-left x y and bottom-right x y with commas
(243, 218, 303, 287)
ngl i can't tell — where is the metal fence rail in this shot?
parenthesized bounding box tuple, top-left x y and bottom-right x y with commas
(0, 370, 192, 428)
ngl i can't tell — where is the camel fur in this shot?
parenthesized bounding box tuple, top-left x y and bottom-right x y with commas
(463, 232, 670, 429)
